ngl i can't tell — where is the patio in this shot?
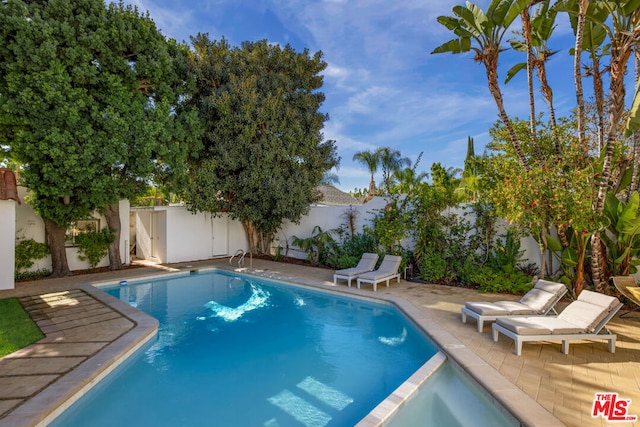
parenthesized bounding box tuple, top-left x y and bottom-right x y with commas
(0, 258, 639, 426)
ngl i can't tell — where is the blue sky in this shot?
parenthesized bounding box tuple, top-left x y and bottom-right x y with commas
(127, 0, 581, 192)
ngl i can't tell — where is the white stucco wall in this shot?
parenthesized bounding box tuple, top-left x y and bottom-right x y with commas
(14, 187, 130, 273)
(0, 200, 16, 289)
(131, 207, 249, 264)
(129, 197, 546, 272)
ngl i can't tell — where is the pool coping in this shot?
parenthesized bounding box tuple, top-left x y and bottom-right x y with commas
(0, 283, 159, 427)
(3, 265, 564, 426)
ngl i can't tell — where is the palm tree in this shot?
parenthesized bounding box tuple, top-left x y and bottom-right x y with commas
(587, 1, 640, 291)
(432, 0, 530, 171)
(376, 147, 411, 194)
(352, 149, 379, 196)
(320, 171, 340, 186)
(507, 1, 562, 155)
(393, 167, 428, 196)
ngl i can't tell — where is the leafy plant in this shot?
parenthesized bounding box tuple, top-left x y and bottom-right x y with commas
(487, 230, 525, 271)
(292, 226, 336, 265)
(602, 191, 640, 277)
(75, 228, 115, 268)
(15, 269, 52, 281)
(471, 266, 534, 294)
(15, 238, 50, 273)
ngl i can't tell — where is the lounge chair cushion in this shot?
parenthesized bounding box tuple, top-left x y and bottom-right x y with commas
(495, 317, 584, 335)
(496, 290, 620, 336)
(464, 301, 538, 316)
(334, 253, 379, 280)
(558, 290, 619, 332)
(357, 255, 401, 281)
(358, 270, 397, 281)
(464, 279, 566, 316)
(520, 280, 567, 312)
(335, 266, 367, 277)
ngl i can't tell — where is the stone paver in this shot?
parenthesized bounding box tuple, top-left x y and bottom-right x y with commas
(0, 278, 158, 426)
(0, 259, 638, 426)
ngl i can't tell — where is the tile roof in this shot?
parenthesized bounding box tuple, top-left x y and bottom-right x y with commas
(0, 169, 21, 204)
(316, 185, 362, 206)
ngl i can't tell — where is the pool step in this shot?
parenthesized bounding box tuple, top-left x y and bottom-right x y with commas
(267, 376, 353, 427)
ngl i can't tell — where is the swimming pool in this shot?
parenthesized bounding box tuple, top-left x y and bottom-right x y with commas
(50, 270, 437, 426)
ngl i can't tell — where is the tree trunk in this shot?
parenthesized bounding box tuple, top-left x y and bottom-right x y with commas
(630, 54, 640, 197)
(536, 60, 560, 155)
(242, 219, 258, 254)
(485, 56, 531, 171)
(521, 7, 542, 162)
(538, 232, 547, 280)
(574, 0, 588, 153)
(104, 202, 122, 270)
(44, 218, 71, 277)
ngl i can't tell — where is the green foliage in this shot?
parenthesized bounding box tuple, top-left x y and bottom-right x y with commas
(469, 230, 535, 294)
(292, 226, 336, 265)
(602, 191, 640, 276)
(368, 192, 413, 256)
(0, 298, 44, 357)
(323, 229, 379, 269)
(75, 228, 115, 268)
(15, 238, 50, 273)
(181, 36, 338, 253)
(471, 267, 534, 294)
(0, 0, 202, 274)
(487, 231, 525, 271)
(418, 251, 449, 283)
(15, 269, 52, 281)
(417, 212, 477, 284)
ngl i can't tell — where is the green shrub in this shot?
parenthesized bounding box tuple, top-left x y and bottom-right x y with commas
(418, 251, 448, 283)
(75, 228, 115, 268)
(471, 266, 534, 294)
(15, 238, 50, 273)
(15, 269, 51, 281)
(323, 229, 378, 269)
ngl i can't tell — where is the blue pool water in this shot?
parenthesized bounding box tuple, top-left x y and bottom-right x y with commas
(50, 271, 437, 426)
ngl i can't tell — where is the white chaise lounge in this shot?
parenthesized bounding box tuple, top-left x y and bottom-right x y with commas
(333, 253, 379, 287)
(461, 279, 568, 332)
(356, 255, 402, 292)
(492, 290, 623, 355)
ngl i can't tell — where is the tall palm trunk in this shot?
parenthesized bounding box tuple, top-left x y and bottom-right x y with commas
(592, 32, 634, 292)
(631, 54, 640, 196)
(485, 54, 531, 171)
(521, 6, 542, 161)
(574, 0, 589, 154)
(592, 58, 606, 154)
(536, 59, 561, 154)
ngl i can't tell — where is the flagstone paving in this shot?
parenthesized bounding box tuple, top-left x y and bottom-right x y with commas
(0, 258, 639, 426)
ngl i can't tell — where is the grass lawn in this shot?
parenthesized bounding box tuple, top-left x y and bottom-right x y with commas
(0, 298, 44, 357)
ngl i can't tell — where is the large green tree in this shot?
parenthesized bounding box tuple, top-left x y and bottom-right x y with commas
(0, 0, 199, 275)
(181, 35, 339, 254)
(99, 3, 202, 270)
(1, 0, 120, 276)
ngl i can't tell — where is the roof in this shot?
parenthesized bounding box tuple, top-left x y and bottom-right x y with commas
(315, 185, 362, 206)
(0, 169, 20, 204)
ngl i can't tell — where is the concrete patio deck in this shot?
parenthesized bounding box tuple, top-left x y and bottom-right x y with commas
(0, 258, 638, 426)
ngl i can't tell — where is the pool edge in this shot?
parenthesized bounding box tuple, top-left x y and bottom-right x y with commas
(1, 284, 159, 427)
(5, 265, 564, 427)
